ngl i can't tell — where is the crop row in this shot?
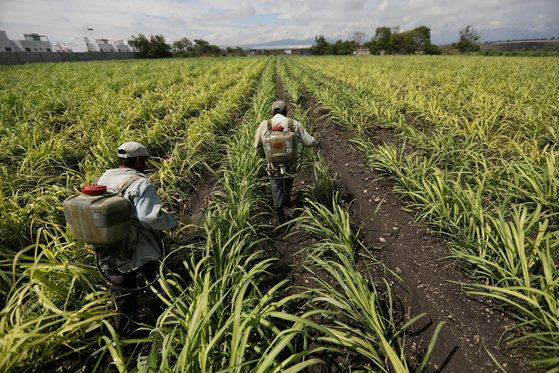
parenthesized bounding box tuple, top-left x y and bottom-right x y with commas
(278, 64, 444, 371)
(0, 56, 449, 371)
(295, 56, 559, 160)
(284, 55, 559, 369)
(0, 58, 266, 252)
(3, 54, 556, 370)
(0, 57, 267, 370)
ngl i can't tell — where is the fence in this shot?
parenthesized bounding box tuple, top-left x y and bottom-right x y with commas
(0, 51, 137, 65)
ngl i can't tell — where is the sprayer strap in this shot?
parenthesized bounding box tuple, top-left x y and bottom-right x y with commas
(116, 175, 141, 196)
(287, 119, 294, 132)
(267, 119, 272, 132)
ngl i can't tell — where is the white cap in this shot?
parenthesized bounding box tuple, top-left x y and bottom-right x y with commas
(117, 142, 149, 158)
(272, 100, 286, 112)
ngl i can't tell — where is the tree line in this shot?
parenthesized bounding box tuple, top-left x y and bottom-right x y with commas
(129, 34, 246, 58)
(129, 24, 482, 58)
(312, 25, 481, 55)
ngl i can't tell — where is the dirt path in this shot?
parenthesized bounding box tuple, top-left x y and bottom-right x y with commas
(264, 168, 319, 287)
(261, 78, 357, 372)
(297, 93, 524, 372)
(256, 74, 322, 288)
(266, 70, 524, 371)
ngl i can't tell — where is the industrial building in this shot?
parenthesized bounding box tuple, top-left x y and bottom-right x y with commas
(353, 48, 371, 56)
(0, 31, 23, 52)
(113, 40, 136, 53)
(96, 39, 117, 52)
(249, 43, 313, 55)
(0, 30, 136, 53)
(61, 37, 99, 53)
(0, 31, 52, 52)
(0, 30, 138, 65)
(18, 33, 52, 52)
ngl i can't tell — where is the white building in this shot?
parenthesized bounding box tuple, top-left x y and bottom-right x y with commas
(17, 33, 53, 52)
(249, 43, 313, 55)
(61, 37, 99, 52)
(52, 42, 72, 53)
(353, 48, 371, 56)
(61, 37, 136, 52)
(113, 40, 137, 52)
(95, 38, 117, 52)
(0, 31, 23, 52)
(1, 30, 136, 54)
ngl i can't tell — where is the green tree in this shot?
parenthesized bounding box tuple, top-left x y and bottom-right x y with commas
(172, 37, 193, 56)
(367, 25, 440, 55)
(409, 26, 440, 54)
(128, 34, 150, 56)
(185, 39, 222, 57)
(149, 34, 172, 58)
(368, 26, 393, 54)
(455, 25, 481, 53)
(412, 26, 431, 51)
(394, 31, 416, 53)
(311, 35, 329, 55)
(423, 42, 441, 55)
(194, 39, 210, 51)
(129, 33, 171, 58)
(224, 47, 246, 57)
(332, 40, 358, 55)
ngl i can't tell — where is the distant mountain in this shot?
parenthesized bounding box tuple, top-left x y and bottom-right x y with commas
(239, 38, 316, 50)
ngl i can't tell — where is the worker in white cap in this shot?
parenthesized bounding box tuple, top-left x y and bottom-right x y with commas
(96, 141, 177, 336)
(254, 101, 319, 225)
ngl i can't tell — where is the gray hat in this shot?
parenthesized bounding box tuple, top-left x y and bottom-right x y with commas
(272, 100, 287, 112)
(117, 141, 149, 158)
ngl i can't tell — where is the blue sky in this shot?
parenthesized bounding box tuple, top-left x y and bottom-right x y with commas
(0, 0, 558, 46)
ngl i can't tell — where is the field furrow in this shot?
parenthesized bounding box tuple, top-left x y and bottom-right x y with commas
(1, 54, 557, 371)
(283, 55, 558, 370)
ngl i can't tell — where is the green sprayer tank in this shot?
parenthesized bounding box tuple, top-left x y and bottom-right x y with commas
(63, 185, 131, 245)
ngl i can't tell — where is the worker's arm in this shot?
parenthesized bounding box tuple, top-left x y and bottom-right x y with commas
(254, 121, 266, 157)
(294, 121, 319, 147)
(134, 181, 177, 231)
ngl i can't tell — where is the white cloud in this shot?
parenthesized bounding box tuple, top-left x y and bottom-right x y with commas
(378, 0, 389, 11)
(0, 0, 557, 45)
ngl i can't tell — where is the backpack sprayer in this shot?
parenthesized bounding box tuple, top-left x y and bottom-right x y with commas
(63, 183, 164, 291)
(262, 119, 298, 179)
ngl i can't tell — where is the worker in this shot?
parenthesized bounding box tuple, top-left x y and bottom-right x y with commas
(96, 141, 177, 337)
(254, 100, 319, 225)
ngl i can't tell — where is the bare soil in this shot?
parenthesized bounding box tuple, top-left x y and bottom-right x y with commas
(170, 69, 534, 371)
(248, 71, 528, 371)
(302, 92, 526, 372)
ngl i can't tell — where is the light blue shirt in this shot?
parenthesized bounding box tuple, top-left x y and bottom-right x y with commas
(97, 167, 177, 273)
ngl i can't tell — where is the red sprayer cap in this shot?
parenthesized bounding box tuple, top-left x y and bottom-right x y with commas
(81, 185, 107, 195)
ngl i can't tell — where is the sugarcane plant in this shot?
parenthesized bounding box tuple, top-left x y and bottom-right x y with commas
(284, 55, 559, 369)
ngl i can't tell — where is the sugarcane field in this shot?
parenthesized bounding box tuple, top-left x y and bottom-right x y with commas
(0, 52, 558, 372)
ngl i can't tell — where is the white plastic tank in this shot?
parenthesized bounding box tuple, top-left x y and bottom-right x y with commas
(63, 185, 131, 245)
